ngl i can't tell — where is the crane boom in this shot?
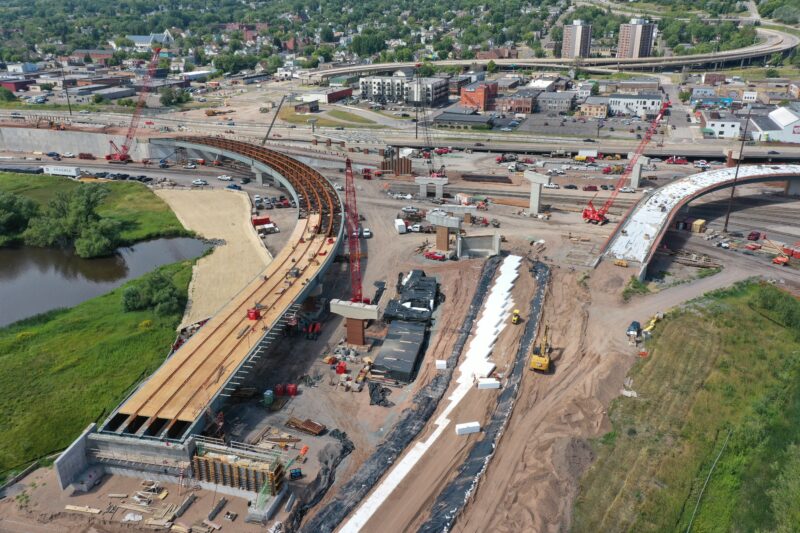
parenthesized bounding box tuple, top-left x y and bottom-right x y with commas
(107, 47, 161, 163)
(261, 95, 286, 146)
(344, 158, 363, 302)
(582, 101, 671, 224)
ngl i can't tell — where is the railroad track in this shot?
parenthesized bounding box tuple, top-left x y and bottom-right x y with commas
(111, 138, 342, 440)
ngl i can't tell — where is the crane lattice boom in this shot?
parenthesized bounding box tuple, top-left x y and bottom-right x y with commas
(582, 101, 671, 224)
(344, 158, 363, 302)
(107, 47, 162, 163)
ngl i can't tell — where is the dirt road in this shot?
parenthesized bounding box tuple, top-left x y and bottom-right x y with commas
(454, 261, 753, 532)
(155, 188, 272, 327)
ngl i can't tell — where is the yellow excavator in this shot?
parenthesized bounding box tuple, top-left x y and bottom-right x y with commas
(511, 309, 521, 325)
(530, 325, 551, 373)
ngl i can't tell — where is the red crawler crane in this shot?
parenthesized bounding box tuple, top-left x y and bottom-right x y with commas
(344, 158, 363, 303)
(106, 47, 162, 163)
(582, 101, 671, 224)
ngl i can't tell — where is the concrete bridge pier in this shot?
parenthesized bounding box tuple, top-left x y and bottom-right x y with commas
(785, 180, 800, 196)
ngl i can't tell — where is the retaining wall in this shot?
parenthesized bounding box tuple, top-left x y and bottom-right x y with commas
(0, 127, 150, 160)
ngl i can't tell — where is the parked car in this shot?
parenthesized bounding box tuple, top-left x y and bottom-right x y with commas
(216, 175, 232, 181)
(582, 185, 598, 192)
(62, 152, 75, 158)
(183, 163, 197, 169)
(401, 206, 418, 214)
(582, 138, 596, 143)
(423, 251, 447, 261)
(564, 184, 578, 190)
(543, 182, 560, 189)
(225, 183, 242, 190)
(362, 228, 372, 238)
(619, 187, 636, 193)
(192, 179, 208, 186)
(264, 201, 274, 209)
(768, 150, 780, 155)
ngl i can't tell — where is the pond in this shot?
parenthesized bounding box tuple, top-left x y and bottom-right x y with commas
(0, 237, 209, 327)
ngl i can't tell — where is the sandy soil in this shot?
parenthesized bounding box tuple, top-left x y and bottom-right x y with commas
(454, 261, 755, 532)
(155, 189, 272, 327)
(0, 467, 265, 533)
(351, 262, 536, 533)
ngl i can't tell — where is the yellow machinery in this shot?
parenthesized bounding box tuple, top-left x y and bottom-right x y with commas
(614, 259, 628, 268)
(530, 325, 551, 373)
(511, 309, 521, 324)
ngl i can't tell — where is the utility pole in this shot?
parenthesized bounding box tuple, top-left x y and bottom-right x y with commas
(60, 66, 72, 116)
(723, 107, 752, 234)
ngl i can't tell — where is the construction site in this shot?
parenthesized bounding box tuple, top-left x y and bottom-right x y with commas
(3, 58, 800, 533)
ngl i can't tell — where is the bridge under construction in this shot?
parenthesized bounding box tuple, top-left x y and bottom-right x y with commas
(54, 138, 344, 506)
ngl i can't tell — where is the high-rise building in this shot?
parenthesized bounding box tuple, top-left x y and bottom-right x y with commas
(562, 20, 592, 59)
(617, 18, 656, 58)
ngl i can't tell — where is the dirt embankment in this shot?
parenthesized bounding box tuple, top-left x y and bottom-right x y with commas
(155, 189, 271, 327)
(454, 261, 755, 532)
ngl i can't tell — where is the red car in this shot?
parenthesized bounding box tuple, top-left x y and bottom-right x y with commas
(666, 156, 688, 165)
(582, 185, 598, 192)
(424, 251, 447, 261)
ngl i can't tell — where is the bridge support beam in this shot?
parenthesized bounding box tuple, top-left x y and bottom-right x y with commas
(785, 180, 800, 196)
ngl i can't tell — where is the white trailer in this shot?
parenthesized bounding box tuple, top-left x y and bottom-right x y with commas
(394, 219, 407, 234)
(43, 165, 81, 178)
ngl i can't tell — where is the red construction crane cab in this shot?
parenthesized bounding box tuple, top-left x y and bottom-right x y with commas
(106, 47, 161, 163)
(582, 101, 670, 225)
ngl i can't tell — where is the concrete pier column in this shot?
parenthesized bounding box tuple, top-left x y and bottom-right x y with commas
(630, 163, 643, 189)
(434, 183, 444, 199)
(785, 180, 800, 196)
(523, 170, 551, 216)
(419, 182, 427, 198)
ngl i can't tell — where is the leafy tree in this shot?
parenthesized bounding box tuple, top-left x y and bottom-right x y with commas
(590, 82, 599, 96)
(417, 62, 435, 77)
(39, 83, 54, 91)
(0, 192, 38, 240)
(487, 59, 498, 74)
(92, 94, 105, 104)
(22, 184, 122, 257)
(321, 26, 335, 43)
(678, 90, 692, 103)
(765, 68, 781, 78)
(122, 271, 185, 315)
(0, 87, 17, 102)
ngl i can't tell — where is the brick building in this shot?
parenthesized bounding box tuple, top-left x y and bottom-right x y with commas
(459, 81, 498, 111)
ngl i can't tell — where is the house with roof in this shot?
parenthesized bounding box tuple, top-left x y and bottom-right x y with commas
(749, 106, 800, 143)
(123, 30, 174, 51)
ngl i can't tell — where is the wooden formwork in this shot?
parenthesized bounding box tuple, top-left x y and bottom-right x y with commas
(192, 454, 284, 495)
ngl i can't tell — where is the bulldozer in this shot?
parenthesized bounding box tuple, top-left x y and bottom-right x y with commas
(511, 309, 521, 325)
(530, 325, 551, 373)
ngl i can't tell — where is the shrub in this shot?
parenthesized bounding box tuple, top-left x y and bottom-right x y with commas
(122, 272, 185, 315)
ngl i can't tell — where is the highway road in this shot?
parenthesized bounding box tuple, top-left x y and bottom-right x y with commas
(4, 109, 799, 162)
(308, 27, 798, 80)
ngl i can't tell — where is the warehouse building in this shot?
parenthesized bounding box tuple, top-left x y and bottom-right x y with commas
(749, 106, 800, 143)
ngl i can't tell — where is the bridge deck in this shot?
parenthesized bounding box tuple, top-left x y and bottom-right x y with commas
(114, 137, 342, 433)
(606, 164, 800, 264)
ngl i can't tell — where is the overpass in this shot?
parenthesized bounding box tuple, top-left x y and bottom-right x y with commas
(603, 164, 800, 279)
(55, 138, 344, 493)
(310, 28, 797, 81)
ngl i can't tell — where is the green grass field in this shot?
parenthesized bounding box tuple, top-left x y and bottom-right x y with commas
(573, 281, 800, 532)
(327, 109, 376, 124)
(0, 172, 190, 244)
(0, 261, 193, 479)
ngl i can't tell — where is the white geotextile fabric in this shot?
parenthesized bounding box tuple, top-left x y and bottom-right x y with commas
(340, 255, 522, 532)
